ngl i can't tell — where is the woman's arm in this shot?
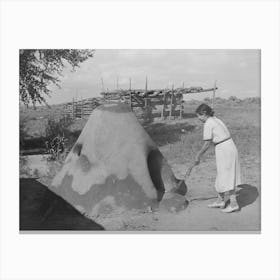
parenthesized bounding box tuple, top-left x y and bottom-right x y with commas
(194, 140, 211, 164)
(186, 140, 211, 176)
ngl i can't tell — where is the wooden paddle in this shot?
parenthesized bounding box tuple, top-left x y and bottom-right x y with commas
(176, 163, 196, 189)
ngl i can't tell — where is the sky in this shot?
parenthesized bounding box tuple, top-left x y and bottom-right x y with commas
(47, 49, 260, 105)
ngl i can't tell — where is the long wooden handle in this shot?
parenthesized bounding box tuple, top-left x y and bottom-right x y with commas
(185, 165, 194, 178)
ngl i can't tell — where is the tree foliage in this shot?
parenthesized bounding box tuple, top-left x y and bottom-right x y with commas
(19, 49, 94, 106)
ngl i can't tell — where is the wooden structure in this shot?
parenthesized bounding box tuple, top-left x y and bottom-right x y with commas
(63, 98, 101, 118)
(100, 84, 218, 120)
(63, 82, 218, 121)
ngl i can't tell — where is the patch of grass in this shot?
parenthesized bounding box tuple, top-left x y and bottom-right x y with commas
(158, 103, 260, 170)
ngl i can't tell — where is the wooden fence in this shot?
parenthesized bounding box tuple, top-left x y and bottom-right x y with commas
(63, 85, 218, 121)
(63, 98, 102, 118)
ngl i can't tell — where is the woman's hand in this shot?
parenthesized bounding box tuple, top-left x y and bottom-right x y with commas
(194, 155, 200, 165)
(193, 141, 211, 167)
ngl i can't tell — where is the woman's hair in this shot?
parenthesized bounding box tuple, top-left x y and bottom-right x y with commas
(195, 103, 215, 116)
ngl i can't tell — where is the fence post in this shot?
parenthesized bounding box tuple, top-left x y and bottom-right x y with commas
(129, 77, 132, 111)
(179, 95, 183, 119)
(169, 86, 174, 120)
(130, 91, 132, 111)
(72, 98, 75, 119)
(147, 98, 152, 122)
(161, 92, 166, 120)
(144, 76, 150, 121)
(81, 98, 84, 118)
(144, 98, 148, 121)
(63, 104, 66, 118)
(169, 93, 173, 120)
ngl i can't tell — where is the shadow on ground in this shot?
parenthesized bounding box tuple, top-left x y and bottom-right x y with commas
(20, 178, 104, 231)
(144, 122, 196, 146)
(236, 184, 259, 209)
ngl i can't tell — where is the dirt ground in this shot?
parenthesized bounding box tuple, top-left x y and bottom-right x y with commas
(96, 102, 260, 231)
(20, 101, 261, 232)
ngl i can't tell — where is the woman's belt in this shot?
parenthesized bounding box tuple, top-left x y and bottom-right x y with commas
(214, 137, 231, 146)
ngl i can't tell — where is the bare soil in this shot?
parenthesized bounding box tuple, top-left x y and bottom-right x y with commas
(97, 102, 261, 231)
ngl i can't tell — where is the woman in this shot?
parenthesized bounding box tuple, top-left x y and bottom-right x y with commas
(188, 103, 241, 213)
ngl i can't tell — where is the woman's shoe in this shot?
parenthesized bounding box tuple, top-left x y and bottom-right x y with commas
(207, 200, 226, 208)
(221, 204, 239, 213)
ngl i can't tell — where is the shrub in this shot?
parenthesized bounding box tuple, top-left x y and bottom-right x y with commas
(20, 116, 29, 150)
(45, 115, 73, 140)
(45, 115, 73, 160)
(229, 96, 238, 102)
(243, 97, 261, 104)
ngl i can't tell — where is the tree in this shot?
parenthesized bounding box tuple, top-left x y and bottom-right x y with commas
(19, 49, 94, 106)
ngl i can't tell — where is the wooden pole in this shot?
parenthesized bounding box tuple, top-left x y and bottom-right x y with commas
(117, 76, 119, 90)
(161, 92, 166, 120)
(81, 96, 83, 118)
(146, 77, 152, 120)
(179, 95, 183, 119)
(144, 76, 148, 120)
(72, 98, 75, 119)
(144, 97, 148, 121)
(180, 83, 184, 118)
(129, 77, 132, 110)
(130, 91, 132, 110)
(212, 80, 217, 109)
(145, 98, 148, 108)
(169, 85, 174, 120)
